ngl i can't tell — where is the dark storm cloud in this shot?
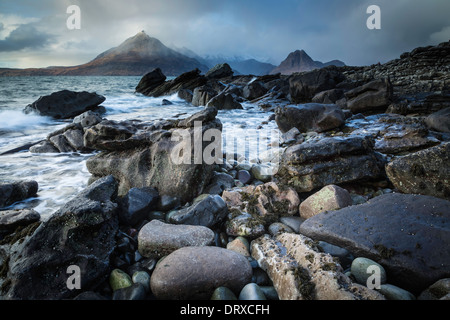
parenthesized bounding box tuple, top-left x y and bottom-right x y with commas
(0, 23, 55, 52)
(1, 0, 449, 67)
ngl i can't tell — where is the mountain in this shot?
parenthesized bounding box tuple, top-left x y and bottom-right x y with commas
(270, 50, 345, 75)
(0, 31, 208, 76)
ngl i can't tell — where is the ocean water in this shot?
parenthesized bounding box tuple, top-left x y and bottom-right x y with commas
(0, 76, 278, 219)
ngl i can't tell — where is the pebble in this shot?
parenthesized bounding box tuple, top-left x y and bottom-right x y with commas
(109, 269, 133, 291)
(238, 283, 267, 300)
(132, 271, 151, 293)
(226, 236, 250, 257)
(350, 257, 387, 286)
(112, 283, 147, 300)
(378, 284, 416, 300)
(237, 170, 253, 184)
(211, 287, 238, 300)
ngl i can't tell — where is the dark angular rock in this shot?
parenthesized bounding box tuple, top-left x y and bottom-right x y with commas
(0, 209, 40, 234)
(119, 187, 159, 226)
(168, 194, 228, 228)
(288, 66, 346, 103)
(299, 193, 450, 294)
(23, 90, 106, 119)
(191, 85, 217, 107)
(206, 92, 243, 110)
(275, 103, 345, 133)
(425, 107, 450, 132)
(205, 63, 233, 79)
(0, 180, 38, 208)
(345, 78, 393, 113)
(135, 68, 167, 96)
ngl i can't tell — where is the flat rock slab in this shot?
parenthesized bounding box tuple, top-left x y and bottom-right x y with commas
(299, 193, 450, 294)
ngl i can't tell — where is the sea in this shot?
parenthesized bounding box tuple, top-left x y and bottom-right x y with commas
(0, 76, 279, 219)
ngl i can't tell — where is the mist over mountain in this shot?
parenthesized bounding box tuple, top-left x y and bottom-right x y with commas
(0, 31, 343, 76)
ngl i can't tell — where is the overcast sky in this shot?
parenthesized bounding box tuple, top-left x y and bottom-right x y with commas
(0, 0, 449, 68)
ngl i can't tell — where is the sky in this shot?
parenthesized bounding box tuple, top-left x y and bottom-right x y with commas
(0, 0, 449, 68)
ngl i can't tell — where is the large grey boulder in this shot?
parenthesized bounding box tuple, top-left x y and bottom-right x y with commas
(84, 107, 222, 203)
(23, 90, 106, 119)
(299, 193, 450, 294)
(135, 68, 167, 96)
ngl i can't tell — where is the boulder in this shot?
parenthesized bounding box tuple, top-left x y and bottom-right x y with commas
(299, 184, 353, 219)
(385, 143, 450, 199)
(299, 193, 450, 294)
(0, 175, 119, 299)
(150, 246, 252, 299)
(84, 108, 222, 203)
(0, 180, 38, 208)
(73, 110, 103, 128)
(205, 63, 233, 79)
(288, 66, 346, 103)
(137, 68, 207, 97)
(137, 219, 214, 258)
(276, 136, 385, 193)
(251, 233, 385, 300)
(135, 68, 167, 96)
(243, 81, 268, 100)
(0, 209, 40, 234)
(275, 103, 345, 133)
(206, 92, 243, 110)
(425, 107, 450, 132)
(167, 194, 228, 228)
(312, 89, 344, 104)
(23, 90, 106, 119)
(191, 85, 217, 107)
(345, 78, 393, 113)
(118, 187, 159, 226)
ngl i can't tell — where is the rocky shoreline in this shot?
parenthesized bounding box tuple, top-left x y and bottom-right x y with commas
(0, 41, 449, 300)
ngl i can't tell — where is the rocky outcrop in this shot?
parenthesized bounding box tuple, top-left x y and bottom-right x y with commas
(276, 136, 386, 193)
(0, 175, 119, 299)
(30, 111, 103, 154)
(342, 40, 450, 112)
(23, 90, 106, 119)
(299, 193, 450, 294)
(84, 107, 222, 203)
(385, 143, 450, 199)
